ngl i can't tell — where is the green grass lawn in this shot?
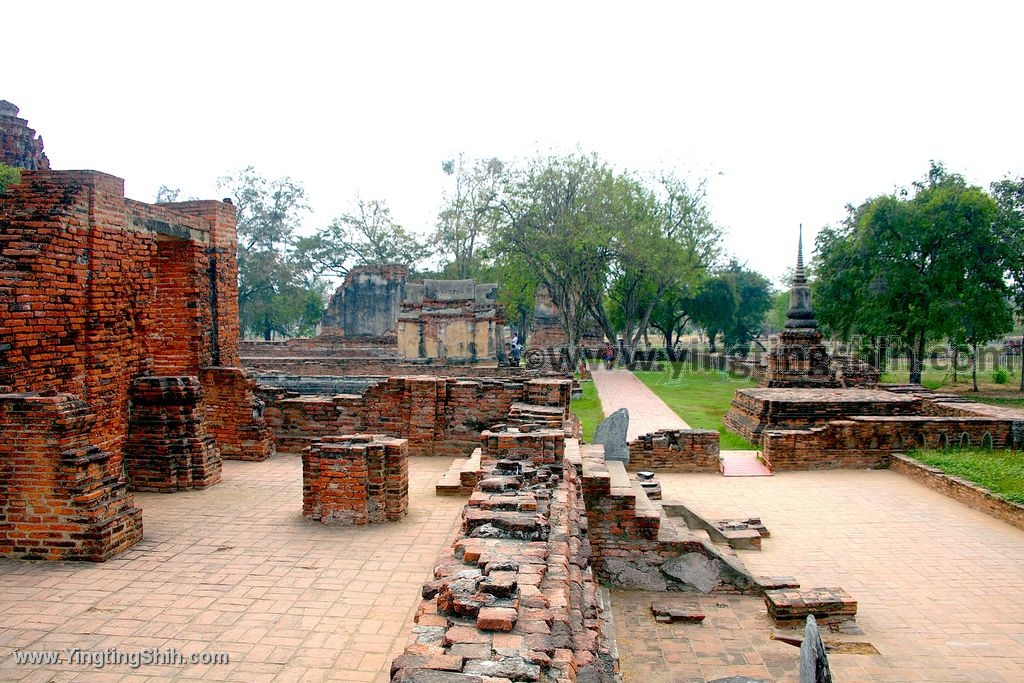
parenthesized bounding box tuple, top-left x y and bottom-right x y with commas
(634, 365, 756, 450)
(571, 380, 604, 443)
(881, 366, 1022, 391)
(968, 396, 1024, 410)
(909, 448, 1024, 504)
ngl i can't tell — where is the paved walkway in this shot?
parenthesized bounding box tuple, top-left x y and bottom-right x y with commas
(614, 469, 1024, 682)
(0, 456, 465, 682)
(589, 366, 689, 439)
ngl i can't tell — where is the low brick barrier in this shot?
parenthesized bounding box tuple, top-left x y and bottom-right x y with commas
(890, 454, 1024, 532)
(627, 429, 720, 472)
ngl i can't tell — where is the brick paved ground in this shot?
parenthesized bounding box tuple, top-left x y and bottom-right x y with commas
(590, 366, 689, 439)
(614, 469, 1024, 682)
(0, 456, 464, 682)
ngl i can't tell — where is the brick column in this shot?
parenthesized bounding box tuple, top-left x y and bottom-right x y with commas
(0, 392, 143, 561)
(302, 435, 408, 525)
(124, 377, 221, 491)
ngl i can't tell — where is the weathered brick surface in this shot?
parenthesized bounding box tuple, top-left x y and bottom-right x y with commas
(200, 367, 275, 461)
(764, 587, 857, 626)
(0, 392, 142, 561)
(391, 428, 618, 682)
(302, 434, 408, 525)
(260, 376, 572, 457)
(124, 376, 221, 491)
(762, 416, 1015, 471)
(0, 169, 271, 559)
(0, 101, 49, 170)
(627, 429, 720, 472)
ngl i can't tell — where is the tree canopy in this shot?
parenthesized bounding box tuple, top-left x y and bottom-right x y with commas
(814, 163, 1014, 384)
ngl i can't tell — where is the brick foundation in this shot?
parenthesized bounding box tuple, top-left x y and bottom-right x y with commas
(763, 416, 1017, 471)
(302, 435, 408, 525)
(124, 377, 221, 492)
(0, 392, 143, 561)
(627, 428, 720, 472)
(200, 367, 275, 461)
(260, 376, 573, 456)
(391, 428, 618, 681)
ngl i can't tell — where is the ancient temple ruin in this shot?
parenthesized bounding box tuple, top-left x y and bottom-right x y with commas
(0, 100, 49, 170)
(0, 109, 273, 560)
(725, 229, 1023, 470)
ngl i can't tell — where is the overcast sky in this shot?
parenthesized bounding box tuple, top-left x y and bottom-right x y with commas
(6, 1, 1023, 285)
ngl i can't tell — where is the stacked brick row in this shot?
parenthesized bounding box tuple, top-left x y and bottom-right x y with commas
(627, 429, 720, 472)
(764, 587, 857, 626)
(259, 376, 573, 456)
(0, 169, 273, 560)
(199, 368, 275, 461)
(763, 416, 1016, 470)
(123, 377, 221, 491)
(391, 428, 617, 682)
(243, 355, 531, 376)
(723, 387, 922, 445)
(0, 392, 142, 560)
(302, 435, 408, 525)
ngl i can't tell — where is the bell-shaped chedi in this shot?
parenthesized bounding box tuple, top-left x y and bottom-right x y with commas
(762, 226, 836, 388)
(0, 100, 50, 170)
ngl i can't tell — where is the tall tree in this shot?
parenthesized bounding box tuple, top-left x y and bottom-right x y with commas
(600, 175, 720, 359)
(814, 163, 1012, 384)
(435, 155, 505, 278)
(991, 176, 1024, 391)
(491, 153, 626, 369)
(218, 167, 323, 340)
(296, 197, 432, 278)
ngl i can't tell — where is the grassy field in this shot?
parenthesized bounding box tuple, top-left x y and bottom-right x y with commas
(634, 365, 756, 450)
(881, 361, 1021, 391)
(909, 448, 1024, 504)
(570, 380, 604, 443)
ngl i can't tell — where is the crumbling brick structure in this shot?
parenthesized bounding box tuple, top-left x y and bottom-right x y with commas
(302, 434, 408, 525)
(314, 264, 508, 363)
(0, 101, 49, 170)
(0, 168, 273, 560)
(259, 375, 573, 456)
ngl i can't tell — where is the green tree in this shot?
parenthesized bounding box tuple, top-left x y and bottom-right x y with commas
(689, 275, 735, 352)
(296, 197, 432, 278)
(0, 163, 20, 194)
(217, 167, 323, 340)
(814, 163, 1012, 384)
(435, 155, 505, 278)
(991, 176, 1024, 391)
(601, 175, 719, 359)
(723, 262, 773, 351)
(491, 153, 628, 368)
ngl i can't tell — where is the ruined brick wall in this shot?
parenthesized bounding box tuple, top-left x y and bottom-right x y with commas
(724, 388, 923, 446)
(259, 376, 572, 456)
(0, 392, 142, 560)
(243, 356, 528, 377)
(397, 280, 505, 362)
(321, 264, 407, 338)
(0, 101, 49, 170)
(762, 416, 1017, 471)
(123, 377, 221, 491)
(200, 367, 274, 461)
(0, 170, 271, 559)
(391, 428, 618, 681)
(627, 429, 720, 472)
(302, 435, 408, 525)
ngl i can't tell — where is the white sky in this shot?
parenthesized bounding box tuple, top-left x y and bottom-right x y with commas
(6, 1, 1023, 285)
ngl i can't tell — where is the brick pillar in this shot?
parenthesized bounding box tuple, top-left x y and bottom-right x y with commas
(0, 392, 143, 561)
(407, 377, 445, 456)
(124, 377, 221, 492)
(302, 435, 408, 525)
(200, 367, 275, 461)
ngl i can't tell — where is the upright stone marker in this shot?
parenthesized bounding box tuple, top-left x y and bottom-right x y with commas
(799, 615, 833, 683)
(594, 408, 629, 462)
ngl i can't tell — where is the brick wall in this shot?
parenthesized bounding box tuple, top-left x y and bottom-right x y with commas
(627, 429, 721, 472)
(200, 367, 275, 461)
(259, 376, 572, 456)
(890, 454, 1024, 532)
(0, 170, 271, 559)
(123, 377, 221, 491)
(0, 392, 143, 561)
(763, 416, 1016, 470)
(302, 435, 408, 525)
